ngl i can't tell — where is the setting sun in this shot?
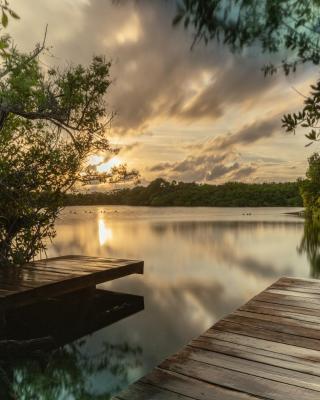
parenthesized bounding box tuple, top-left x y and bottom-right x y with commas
(89, 155, 104, 166)
(96, 156, 122, 173)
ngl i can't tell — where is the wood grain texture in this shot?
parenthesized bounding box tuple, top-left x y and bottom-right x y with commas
(113, 276, 320, 399)
(0, 255, 144, 309)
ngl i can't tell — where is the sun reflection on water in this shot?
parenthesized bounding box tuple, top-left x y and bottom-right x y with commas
(98, 218, 113, 246)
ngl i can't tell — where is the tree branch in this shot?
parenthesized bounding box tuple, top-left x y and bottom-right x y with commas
(0, 24, 48, 80)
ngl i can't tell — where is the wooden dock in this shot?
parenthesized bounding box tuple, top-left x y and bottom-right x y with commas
(114, 276, 320, 400)
(0, 255, 144, 311)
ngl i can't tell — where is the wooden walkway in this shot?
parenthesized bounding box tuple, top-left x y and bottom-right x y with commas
(114, 276, 320, 400)
(0, 255, 143, 310)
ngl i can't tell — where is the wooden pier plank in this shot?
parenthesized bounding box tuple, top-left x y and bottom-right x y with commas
(190, 337, 320, 376)
(0, 255, 143, 309)
(240, 301, 320, 321)
(202, 330, 320, 361)
(159, 356, 320, 400)
(178, 346, 320, 391)
(113, 276, 320, 399)
(114, 381, 195, 400)
(141, 368, 262, 400)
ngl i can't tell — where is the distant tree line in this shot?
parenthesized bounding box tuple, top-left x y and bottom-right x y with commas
(64, 178, 303, 207)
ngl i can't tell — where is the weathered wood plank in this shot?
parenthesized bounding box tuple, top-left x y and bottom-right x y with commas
(202, 330, 320, 362)
(241, 300, 320, 320)
(142, 368, 260, 400)
(0, 255, 144, 309)
(267, 288, 320, 299)
(113, 276, 320, 400)
(160, 357, 320, 400)
(278, 276, 320, 286)
(225, 313, 320, 340)
(235, 308, 320, 327)
(179, 346, 320, 391)
(213, 319, 320, 350)
(190, 337, 320, 376)
(115, 381, 195, 400)
(252, 292, 320, 310)
(273, 283, 320, 295)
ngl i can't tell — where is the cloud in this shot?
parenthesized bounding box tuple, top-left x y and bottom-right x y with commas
(206, 162, 240, 181)
(230, 166, 257, 180)
(147, 114, 281, 182)
(149, 162, 173, 172)
(10, 0, 312, 183)
(177, 61, 278, 122)
(173, 154, 227, 172)
(148, 152, 242, 183)
(183, 114, 281, 156)
(10, 0, 284, 136)
(118, 142, 140, 153)
(219, 117, 281, 149)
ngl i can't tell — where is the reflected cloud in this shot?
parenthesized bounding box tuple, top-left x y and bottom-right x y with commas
(100, 277, 236, 375)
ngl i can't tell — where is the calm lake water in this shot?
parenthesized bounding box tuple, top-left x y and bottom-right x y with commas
(12, 206, 314, 398)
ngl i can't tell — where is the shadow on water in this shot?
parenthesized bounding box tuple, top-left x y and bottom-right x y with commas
(298, 217, 320, 279)
(0, 289, 144, 399)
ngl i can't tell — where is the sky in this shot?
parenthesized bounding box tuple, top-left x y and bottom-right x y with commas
(8, 0, 320, 186)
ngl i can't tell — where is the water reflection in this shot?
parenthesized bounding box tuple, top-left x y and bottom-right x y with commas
(98, 218, 113, 246)
(16, 206, 310, 398)
(4, 288, 144, 399)
(298, 217, 320, 278)
(10, 340, 142, 399)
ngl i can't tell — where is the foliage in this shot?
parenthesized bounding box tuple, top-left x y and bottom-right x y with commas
(0, 3, 138, 265)
(0, 0, 19, 56)
(282, 80, 320, 146)
(0, 118, 76, 265)
(64, 178, 303, 207)
(299, 153, 320, 215)
(174, 0, 320, 75)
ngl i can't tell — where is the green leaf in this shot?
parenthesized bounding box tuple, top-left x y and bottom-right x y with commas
(172, 14, 184, 26)
(8, 9, 19, 19)
(1, 11, 8, 27)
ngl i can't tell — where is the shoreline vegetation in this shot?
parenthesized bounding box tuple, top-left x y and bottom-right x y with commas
(64, 178, 303, 207)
